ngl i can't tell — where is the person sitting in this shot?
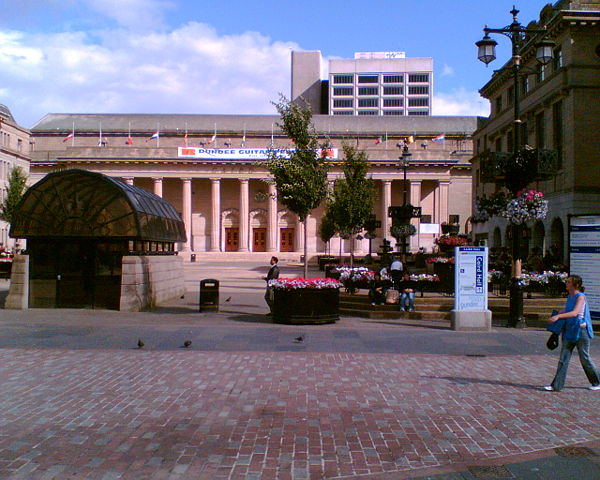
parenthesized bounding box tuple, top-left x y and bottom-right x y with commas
(397, 271, 417, 312)
(369, 272, 390, 305)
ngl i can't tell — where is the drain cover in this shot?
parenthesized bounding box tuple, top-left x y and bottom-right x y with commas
(554, 446, 597, 457)
(468, 465, 513, 478)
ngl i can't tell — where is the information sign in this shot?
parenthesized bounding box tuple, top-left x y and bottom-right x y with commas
(454, 247, 488, 310)
(569, 215, 600, 320)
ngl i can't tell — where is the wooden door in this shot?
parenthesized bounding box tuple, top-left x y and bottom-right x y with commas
(225, 228, 239, 251)
(280, 228, 294, 252)
(253, 228, 266, 252)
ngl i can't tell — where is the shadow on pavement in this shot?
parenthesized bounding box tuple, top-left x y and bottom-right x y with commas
(424, 375, 541, 391)
(227, 313, 274, 324)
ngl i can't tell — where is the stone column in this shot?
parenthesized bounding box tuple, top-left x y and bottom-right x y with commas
(210, 178, 221, 252)
(267, 183, 277, 252)
(182, 178, 192, 251)
(382, 180, 392, 243)
(436, 180, 450, 225)
(153, 177, 163, 197)
(123, 177, 134, 186)
(410, 180, 422, 251)
(296, 214, 304, 252)
(239, 179, 249, 252)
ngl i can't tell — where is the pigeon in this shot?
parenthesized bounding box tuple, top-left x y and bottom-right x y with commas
(137, 339, 144, 349)
(183, 340, 192, 348)
(293, 335, 304, 343)
(225, 296, 232, 302)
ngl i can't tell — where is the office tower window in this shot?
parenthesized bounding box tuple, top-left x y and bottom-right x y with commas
(408, 98, 429, 107)
(383, 110, 404, 115)
(408, 86, 429, 95)
(383, 75, 403, 83)
(333, 75, 353, 84)
(358, 110, 378, 115)
(408, 74, 429, 83)
(333, 111, 353, 115)
(357, 75, 378, 83)
(358, 98, 378, 107)
(383, 86, 403, 95)
(333, 87, 353, 96)
(383, 98, 403, 107)
(333, 99, 353, 108)
(408, 110, 428, 116)
(358, 87, 378, 96)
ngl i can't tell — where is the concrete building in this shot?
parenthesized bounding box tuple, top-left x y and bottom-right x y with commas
(471, 0, 600, 265)
(28, 113, 476, 259)
(0, 105, 31, 250)
(292, 51, 433, 116)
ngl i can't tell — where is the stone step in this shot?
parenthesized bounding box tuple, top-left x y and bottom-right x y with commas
(339, 307, 452, 321)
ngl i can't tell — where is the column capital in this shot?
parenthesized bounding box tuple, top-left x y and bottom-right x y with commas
(152, 177, 163, 182)
(210, 177, 221, 183)
(239, 178, 249, 184)
(181, 177, 192, 182)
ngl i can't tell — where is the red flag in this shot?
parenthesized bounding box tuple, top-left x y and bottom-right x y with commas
(374, 136, 382, 145)
(126, 136, 133, 145)
(63, 132, 74, 142)
(183, 132, 188, 147)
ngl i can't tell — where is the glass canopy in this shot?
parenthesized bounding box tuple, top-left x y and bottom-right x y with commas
(10, 169, 186, 243)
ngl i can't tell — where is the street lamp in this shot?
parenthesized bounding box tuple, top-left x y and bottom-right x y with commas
(476, 5, 554, 328)
(399, 148, 411, 205)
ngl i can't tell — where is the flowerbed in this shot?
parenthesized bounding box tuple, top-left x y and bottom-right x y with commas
(271, 279, 340, 324)
(269, 277, 342, 290)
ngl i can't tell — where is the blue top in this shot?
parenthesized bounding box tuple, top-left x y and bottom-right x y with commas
(547, 292, 594, 341)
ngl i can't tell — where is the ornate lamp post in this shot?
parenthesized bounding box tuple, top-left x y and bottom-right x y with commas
(476, 6, 556, 327)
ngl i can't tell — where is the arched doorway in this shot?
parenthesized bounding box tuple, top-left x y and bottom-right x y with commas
(250, 209, 267, 252)
(532, 220, 545, 253)
(278, 211, 296, 252)
(550, 217, 565, 263)
(222, 209, 240, 251)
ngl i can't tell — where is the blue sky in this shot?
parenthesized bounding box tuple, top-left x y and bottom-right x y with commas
(0, 0, 552, 127)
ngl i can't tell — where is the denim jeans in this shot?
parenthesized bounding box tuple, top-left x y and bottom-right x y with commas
(551, 329, 600, 391)
(400, 292, 414, 311)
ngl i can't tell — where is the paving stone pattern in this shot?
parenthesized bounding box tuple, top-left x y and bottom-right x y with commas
(1, 348, 599, 479)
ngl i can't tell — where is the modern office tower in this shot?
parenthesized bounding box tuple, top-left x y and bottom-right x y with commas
(291, 51, 433, 116)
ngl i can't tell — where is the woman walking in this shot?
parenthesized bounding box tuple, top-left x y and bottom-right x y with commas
(544, 275, 600, 391)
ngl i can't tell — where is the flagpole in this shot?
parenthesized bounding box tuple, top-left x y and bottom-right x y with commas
(157, 123, 160, 148)
(184, 122, 188, 147)
(128, 122, 131, 146)
(99, 122, 103, 147)
(271, 123, 274, 148)
(241, 123, 246, 148)
(214, 123, 217, 148)
(71, 121, 75, 147)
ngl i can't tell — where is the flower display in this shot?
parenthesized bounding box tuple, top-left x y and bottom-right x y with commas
(434, 234, 468, 247)
(487, 270, 506, 282)
(269, 277, 342, 290)
(410, 273, 440, 282)
(476, 192, 509, 216)
(501, 189, 548, 225)
(391, 224, 416, 238)
(425, 257, 455, 264)
(518, 270, 568, 286)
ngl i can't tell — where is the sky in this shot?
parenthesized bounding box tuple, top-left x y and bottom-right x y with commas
(0, 0, 554, 128)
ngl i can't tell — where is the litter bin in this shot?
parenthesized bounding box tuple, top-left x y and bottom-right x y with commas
(190, 254, 196, 262)
(199, 279, 219, 312)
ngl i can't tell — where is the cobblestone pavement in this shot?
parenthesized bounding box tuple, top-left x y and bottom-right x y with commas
(1, 347, 600, 479)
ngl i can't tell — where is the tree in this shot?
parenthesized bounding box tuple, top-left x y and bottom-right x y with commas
(260, 96, 330, 278)
(324, 145, 376, 268)
(0, 166, 27, 225)
(318, 211, 337, 255)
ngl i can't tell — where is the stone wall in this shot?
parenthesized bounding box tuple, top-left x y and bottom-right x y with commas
(120, 255, 185, 312)
(4, 254, 29, 309)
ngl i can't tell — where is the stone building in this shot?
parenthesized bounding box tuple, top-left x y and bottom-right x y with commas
(0, 105, 31, 250)
(471, 0, 600, 265)
(28, 113, 477, 259)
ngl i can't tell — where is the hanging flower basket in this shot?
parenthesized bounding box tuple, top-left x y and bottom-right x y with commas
(391, 224, 416, 239)
(270, 277, 341, 324)
(501, 189, 548, 225)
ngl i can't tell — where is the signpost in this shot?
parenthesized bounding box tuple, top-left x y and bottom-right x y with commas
(451, 246, 492, 331)
(569, 215, 600, 322)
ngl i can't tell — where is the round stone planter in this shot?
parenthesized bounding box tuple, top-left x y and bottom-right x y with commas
(272, 288, 340, 324)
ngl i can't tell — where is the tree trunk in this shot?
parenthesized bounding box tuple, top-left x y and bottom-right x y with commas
(303, 220, 308, 279)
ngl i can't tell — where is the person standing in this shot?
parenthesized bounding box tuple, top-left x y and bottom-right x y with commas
(263, 256, 280, 315)
(389, 256, 403, 291)
(544, 275, 600, 391)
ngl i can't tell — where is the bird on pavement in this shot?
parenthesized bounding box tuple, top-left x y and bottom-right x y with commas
(137, 339, 145, 349)
(294, 335, 304, 343)
(183, 340, 192, 348)
(225, 296, 232, 302)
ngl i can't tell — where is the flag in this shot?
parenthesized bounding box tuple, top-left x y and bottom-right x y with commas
(241, 134, 246, 147)
(407, 136, 414, 144)
(147, 131, 159, 141)
(207, 133, 216, 144)
(63, 132, 74, 142)
(183, 132, 188, 147)
(126, 136, 133, 145)
(432, 134, 445, 142)
(374, 136, 382, 145)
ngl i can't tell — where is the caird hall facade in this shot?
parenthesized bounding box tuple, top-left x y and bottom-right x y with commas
(28, 114, 477, 258)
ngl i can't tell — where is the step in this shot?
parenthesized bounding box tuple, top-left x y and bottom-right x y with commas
(340, 307, 452, 321)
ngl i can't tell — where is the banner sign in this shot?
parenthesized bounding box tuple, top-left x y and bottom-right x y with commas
(178, 147, 339, 160)
(454, 246, 488, 310)
(569, 215, 600, 320)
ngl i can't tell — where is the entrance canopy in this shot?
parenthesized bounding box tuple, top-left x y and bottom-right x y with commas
(11, 169, 186, 243)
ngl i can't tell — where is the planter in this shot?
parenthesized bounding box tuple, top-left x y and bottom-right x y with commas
(272, 288, 339, 324)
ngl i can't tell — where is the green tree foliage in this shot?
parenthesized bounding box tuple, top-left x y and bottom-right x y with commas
(318, 211, 337, 255)
(0, 166, 27, 224)
(325, 145, 375, 266)
(260, 96, 330, 277)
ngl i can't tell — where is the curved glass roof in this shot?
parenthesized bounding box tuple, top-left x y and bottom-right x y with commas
(10, 169, 186, 242)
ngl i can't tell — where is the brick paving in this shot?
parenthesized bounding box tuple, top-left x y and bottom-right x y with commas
(1, 348, 600, 479)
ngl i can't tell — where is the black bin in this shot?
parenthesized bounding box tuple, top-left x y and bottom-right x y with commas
(190, 254, 196, 262)
(199, 279, 219, 312)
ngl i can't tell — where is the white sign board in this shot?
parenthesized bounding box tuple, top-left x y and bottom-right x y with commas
(178, 147, 339, 160)
(419, 223, 439, 234)
(454, 247, 488, 310)
(569, 215, 600, 320)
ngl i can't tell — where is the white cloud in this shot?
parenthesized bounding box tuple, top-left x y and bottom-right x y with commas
(441, 64, 454, 76)
(433, 88, 490, 117)
(83, 0, 175, 29)
(0, 22, 299, 126)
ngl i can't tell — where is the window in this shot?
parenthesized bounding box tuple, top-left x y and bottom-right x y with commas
(383, 75, 403, 83)
(408, 110, 428, 116)
(333, 99, 353, 108)
(408, 74, 429, 83)
(521, 121, 529, 146)
(333, 87, 353, 96)
(507, 130, 513, 153)
(449, 215, 460, 225)
(495, 137, 502, 152)
(357, 75, 378, 83)
(358, 87, 378, 96)
(537, 63, 546, 83)
(333, 74, 353, 84)
(358, 110, 378, 115)
(520, 76, 529, 95)
(358, 98, 378, 107)
(421, 215, 432, 223)
(383, 86, 403, 95)
(495, 95, 502, 113)
(333, 111, 353, 115)
(17, 138, 22, 152)
(383, 110, 403, 115)
(553, 46, 563, 70)
(535, 112, 545, 148)
(383, 98, 403, 107)
(408, 86, 429, 95)
(552, 101, 563, 168)
(408, 98, 429, 107)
